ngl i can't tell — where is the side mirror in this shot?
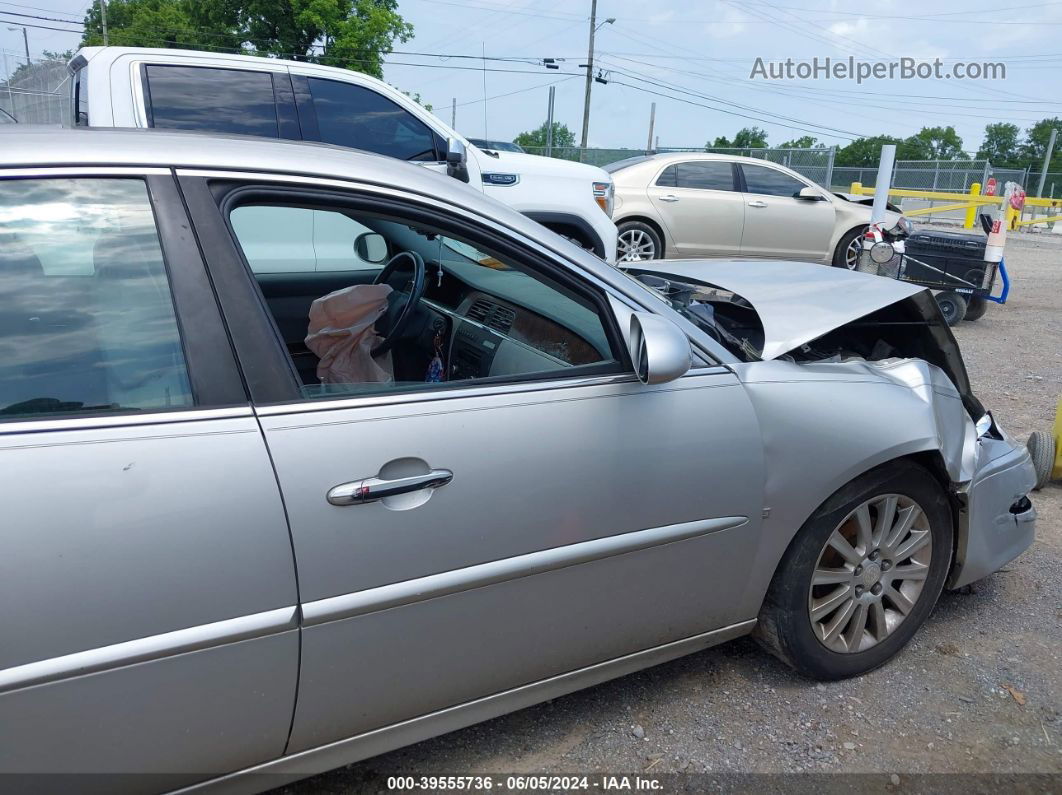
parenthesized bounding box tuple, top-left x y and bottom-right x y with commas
(795, 186, 825, 201)
(354, 232, 388, 264)
(446, 137, 470, 183)
(628, 311, 692, 385)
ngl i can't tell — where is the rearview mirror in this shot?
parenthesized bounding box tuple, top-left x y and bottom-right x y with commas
(446, 137, 470, 183)
(354, 232, 388, 264)
(795, 186, 825, 201)
(628, 312, 692, 385)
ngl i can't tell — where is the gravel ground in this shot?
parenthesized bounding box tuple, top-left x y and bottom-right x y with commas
(282, 232, 1062, 791)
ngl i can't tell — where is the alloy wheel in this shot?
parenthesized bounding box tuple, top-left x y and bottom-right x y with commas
(618, 229, 657, 262)
(844, 235, 862, 270)
(807, 494, 933, 654)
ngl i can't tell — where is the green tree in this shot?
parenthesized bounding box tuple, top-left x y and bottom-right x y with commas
(514, 121, 576, 151)
(904, 126, 967, 160)
(977, 122, 1021, 167)
(835, 135, 906, 167)
(704, 135, 731, 151)
(81, 0, 412, 79)
(778, 135, 819, 149)
(1020, 117, 1062, 173)
(732, 126, 769, 149)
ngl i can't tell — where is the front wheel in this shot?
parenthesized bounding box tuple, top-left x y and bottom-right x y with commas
(617, 221, 663, 262)
(832, 226, 867, 269)
(755, 461, 953, 680)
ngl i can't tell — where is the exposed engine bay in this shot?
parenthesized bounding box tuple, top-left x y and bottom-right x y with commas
(626, 264, 985, 421)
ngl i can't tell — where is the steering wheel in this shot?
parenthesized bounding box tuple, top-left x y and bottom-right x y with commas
(371, 250, 427, 357)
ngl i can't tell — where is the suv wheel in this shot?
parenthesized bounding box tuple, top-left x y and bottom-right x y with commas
(617, 221, 662, 262)
(755, 461, 953, 680)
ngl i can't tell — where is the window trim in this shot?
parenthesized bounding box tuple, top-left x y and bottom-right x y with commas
(179, 177, 634, 408)
(0, 172, 246, 426)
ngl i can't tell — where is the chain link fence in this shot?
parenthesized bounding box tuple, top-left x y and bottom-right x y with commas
(0, 55, 70, 125)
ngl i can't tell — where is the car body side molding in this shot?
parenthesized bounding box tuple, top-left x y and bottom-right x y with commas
(0, 606, 298, 694)
(301, 515, 748, 628)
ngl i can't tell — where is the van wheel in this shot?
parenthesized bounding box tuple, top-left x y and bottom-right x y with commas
(755, 461, 952, 680)
(964, 296, 988, 321)
(617, 221, 662, 262)
(935, 291, 967, 326)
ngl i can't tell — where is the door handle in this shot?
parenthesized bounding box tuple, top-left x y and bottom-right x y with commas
(658, 194, 680, 202)
(747, 200, 768, 208)
(327, 469, 454, 506)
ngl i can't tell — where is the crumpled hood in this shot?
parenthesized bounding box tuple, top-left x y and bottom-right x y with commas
(476, 148, 610, 181)
(627, 258, 928, 360)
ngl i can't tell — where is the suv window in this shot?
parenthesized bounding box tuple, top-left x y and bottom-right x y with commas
(144, 65, 279, 137)
(307, 78, 439, 161)
(741, 164, 808, 197)
(0, 178, 193, 419)
(226, 202, 621, 399)
(656, 162, 735, 191)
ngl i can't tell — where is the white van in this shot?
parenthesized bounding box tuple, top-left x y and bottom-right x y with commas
(68, 47, 617, 262)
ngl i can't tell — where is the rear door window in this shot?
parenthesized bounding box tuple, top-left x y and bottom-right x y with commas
(676, 161, 735, 191)
(306, 77, 439, 161)
(0, 178, 194, 419)
(144, 65, 280, 137)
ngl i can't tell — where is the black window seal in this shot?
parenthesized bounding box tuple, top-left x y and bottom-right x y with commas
(193, 180, 633, 407)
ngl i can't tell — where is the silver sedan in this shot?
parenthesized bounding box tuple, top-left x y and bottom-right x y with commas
(0, 128, 1036, 792)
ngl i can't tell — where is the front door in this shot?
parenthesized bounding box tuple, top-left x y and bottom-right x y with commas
(737, 163, 837, 261)
(188, 175, 766, 753)
(646, 160, 745, 257)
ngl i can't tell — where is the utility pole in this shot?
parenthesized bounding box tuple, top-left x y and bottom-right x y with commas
(578, 3, 613, 153)
(645, 102, 655, 154)
(101, 0, 109, 46)
(579, 0, 598, 153)
(7, 26, 30, 65)
(450, 97, 456, 129)
(481, 42, 488, 139)
(1036, 127, 1057, 198)
(546, 85, 556, 157)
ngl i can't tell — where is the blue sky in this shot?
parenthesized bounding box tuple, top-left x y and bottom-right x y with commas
(2, 0, 1061, 151)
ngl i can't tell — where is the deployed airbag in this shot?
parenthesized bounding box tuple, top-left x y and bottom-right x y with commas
(305, 283, 394, 384)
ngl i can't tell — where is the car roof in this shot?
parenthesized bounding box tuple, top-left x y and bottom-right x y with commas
(0, 125, 489, 206)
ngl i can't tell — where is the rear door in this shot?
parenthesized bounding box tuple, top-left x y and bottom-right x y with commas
(181, 172, 766, 753)
(737, 163, 836, 261)
(646, 161, 744, 256)
(0, 172, 298, 788)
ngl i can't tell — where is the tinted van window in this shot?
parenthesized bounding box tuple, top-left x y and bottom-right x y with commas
(0, 178, 193, 419)
(145, 65, 279, 137)
(307, 78, 438, 161)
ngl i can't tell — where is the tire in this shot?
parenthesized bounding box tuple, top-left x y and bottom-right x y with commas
(935, 291, 967, 326)
(617, 221, 663, 262)
(832, 226, 867, 269)
(1027, 430, 1056, 491)
(755, 460, 953, 680)
(964, 296, 988, 321)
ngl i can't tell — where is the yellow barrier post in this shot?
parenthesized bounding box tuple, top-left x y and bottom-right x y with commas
(851, 181, 863, 195)
(964, 182, 981, 229)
